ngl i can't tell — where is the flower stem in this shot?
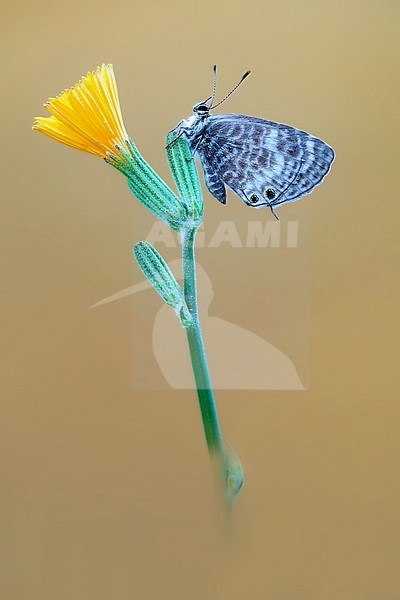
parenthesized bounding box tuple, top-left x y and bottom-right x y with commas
(181, 227, 223, 456)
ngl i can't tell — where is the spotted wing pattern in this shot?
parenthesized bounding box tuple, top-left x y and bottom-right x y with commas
(200, 155, 227, 204)
(195, 114, 334, 208)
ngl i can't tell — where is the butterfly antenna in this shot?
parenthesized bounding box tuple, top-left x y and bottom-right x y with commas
(208, 64, 218, 108)
(210, 69, 252, 110)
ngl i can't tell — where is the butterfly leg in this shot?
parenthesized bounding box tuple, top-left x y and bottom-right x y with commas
(189, 135, 204, 159)
(165, 129, 185, 149)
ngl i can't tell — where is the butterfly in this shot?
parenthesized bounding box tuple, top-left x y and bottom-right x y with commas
(168, 66, 334, 219)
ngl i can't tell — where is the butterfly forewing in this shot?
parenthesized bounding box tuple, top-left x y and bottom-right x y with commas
(197, 114, 334, 208)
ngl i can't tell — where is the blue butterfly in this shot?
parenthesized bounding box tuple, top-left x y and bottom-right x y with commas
(169, 66, 334, 219)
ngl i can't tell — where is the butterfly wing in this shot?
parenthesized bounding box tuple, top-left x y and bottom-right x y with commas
(197, 114, 334, 208)
(199, 153, 227, 204)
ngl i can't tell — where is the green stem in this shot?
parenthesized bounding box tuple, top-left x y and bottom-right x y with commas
(181, 227, 223, 456)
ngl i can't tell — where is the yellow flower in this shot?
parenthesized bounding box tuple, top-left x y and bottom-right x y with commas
(33, 64, 196, 230)
(33, 64, 129, 158)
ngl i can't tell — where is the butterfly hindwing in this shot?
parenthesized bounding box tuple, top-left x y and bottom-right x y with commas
(197, 114, 334, 208)
(198, 153, 227, 204)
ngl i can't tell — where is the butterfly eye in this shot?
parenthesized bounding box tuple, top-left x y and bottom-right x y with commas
(264, 187, 276, 200)
(193, 103, 209, 115)
(249, 194, 259, 203)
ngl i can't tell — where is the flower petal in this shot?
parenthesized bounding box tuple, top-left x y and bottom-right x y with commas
(33, 64, 129, 158)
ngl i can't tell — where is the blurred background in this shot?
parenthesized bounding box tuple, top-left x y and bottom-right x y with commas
(1, 0, 399, 598)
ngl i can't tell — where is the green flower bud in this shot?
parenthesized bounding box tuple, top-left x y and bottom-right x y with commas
(166, 132, 203, 229)
(133, 241, 193, 328)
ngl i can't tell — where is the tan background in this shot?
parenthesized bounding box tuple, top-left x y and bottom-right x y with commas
(2, 0, 400, 598)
